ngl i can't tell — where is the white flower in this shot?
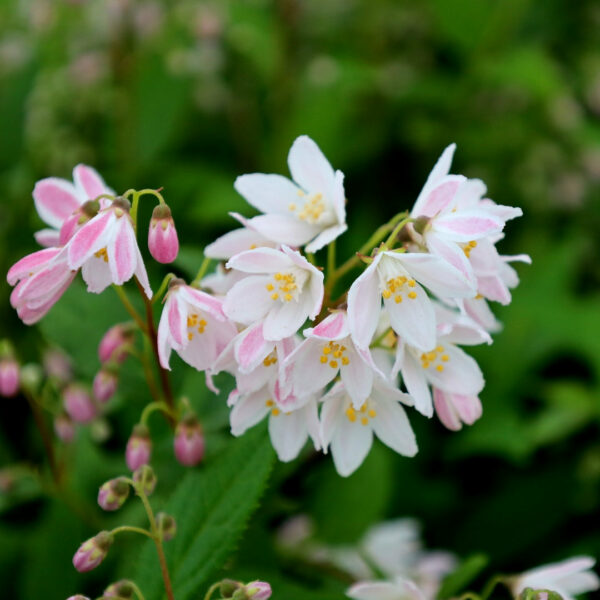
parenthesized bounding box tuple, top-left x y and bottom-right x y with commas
(223, 245, 324, 341)
(347, 577, 426, 600)
(512, 557, 599, 600)
(234, 135, 347, 253)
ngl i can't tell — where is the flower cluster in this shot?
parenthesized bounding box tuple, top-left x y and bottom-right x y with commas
(7, 136, 529, 477)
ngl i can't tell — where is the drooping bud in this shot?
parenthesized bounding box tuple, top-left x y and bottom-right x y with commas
(0, 357, 19, 397)
(54, 413, 76, 443)
(132, 464, 156, 496)
(413, 215, 431, 236)
(98, 477, 130, 511)
(93, 368, 118, 403)
(173, 415, 204, 467)
(148, 204, 179, 264)
(98, 324, 134, 364)
(72, 531, 113, 572)
(156, 512, 177, 541)
(125, 424, 152, 471)
(103, 580, 136, 598)
(43, 348, 72, 383)
(18, 363, 43, 395)
(519, 588, 563, 600)
(64, 384, 97, 423)
(244, 581, 272, 600)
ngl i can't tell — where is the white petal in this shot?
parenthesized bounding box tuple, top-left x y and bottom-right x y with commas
(234, 173, 300, 214)
(423, 343, 484, 396)
(226, 246, 293, 274)
(205, 227, 273, 260)
(331, 417, 373, 477)
(290, 338, 337, 397)
(244, 213, 321, 247)
(425, 234, 477, 288)
(411, 144, 456, 217)
(263, 294, 311, 341)
(371, 399, 418, 457)
(400, 353, 433, 417)
(269, 410, 309, 462)
(347, 258, 382, 349)
(230, 388, 271, 436)
(81, 256, 114, 294)
(305, 223, 347, 253)
(288, 135, 336, 194)
(223, 275, 272, 324)
(340, 346, 374, 408)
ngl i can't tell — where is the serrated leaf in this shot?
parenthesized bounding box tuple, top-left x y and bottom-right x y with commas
(437, 553, 489, 600)
(135, 426, 275, 600)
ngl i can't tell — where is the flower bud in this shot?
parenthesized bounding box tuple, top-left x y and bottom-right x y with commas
(412, 215, 431, 235)
(0, 357, 19, 397)
(66, 595, 91, 600)
(19, 363, 43, 395)
(156, 512, 177, 541)
(126, 424, 152, 471)
(148, 204, 179, 264)
(174, 415, 204, 467)
(64, 384, 97, 423)
(244, 581, 272, 600)
(43, 348, 72, 383)
(98, 477, 130, 511)
(133, 464, 156, 496)
(93, 368, 118, 403)
(72, 531, 113, 572)
(54, 413, 75, 443)
(220, 580, 243, 598)
(103, 579, 135, 598)
(519, 588, 563, 600)
(98, 324, 134, 364)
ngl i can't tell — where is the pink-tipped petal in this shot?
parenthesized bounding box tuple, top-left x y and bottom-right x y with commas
(33, 178, 81, 229)
(68, 211, 115, 269)
(73, 164, 111, 200)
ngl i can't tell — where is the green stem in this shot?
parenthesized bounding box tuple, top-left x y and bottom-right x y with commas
(327, 241, 336, 275)
(192, 256, 212, 287)
(152, 273, 175, 304)
(110, 525, 155, 540)
(457, 593, 481, 600)
(137, 486, 175, 600)
(137, 188, 167, 205)
(131, 190, 141, 231)
(480, 575, 506, 600)
(92, 193, 117, 204)
(112, 285, 147, 333)
(384, 216, 414, 247)
(140, 401, 178, 426)
(203, 582, 221, 600)
(130, 582, 147, 600)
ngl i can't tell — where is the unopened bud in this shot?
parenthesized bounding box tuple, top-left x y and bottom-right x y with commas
(220, 580, 243, 598)
(413, 215, 431, 235)
(93, 368, 118, 403)
(148, 204, 179, 264)
(103, 579, 136, 598)
(156, 512, 177, 541)
(0, 357, 19, 397)
(126, 424, 152, 471)
(72, 531, 113, 572)
(64, 384, 97, 423)
(98, 324, 134, 364)
(174, 415, 204, 467)
(54, 413, 76, 443)
(19, 363, 43, 395)
(66, 595, 91, 600)
(98, 477, 130, 511)
(244, 581, 272, 600)
(43, 348, 72, 383)
(519, 589, 563, 600)
(132, 464, 156, 496)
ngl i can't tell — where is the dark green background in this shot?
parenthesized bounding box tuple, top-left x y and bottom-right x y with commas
(1, 1, 599, 598)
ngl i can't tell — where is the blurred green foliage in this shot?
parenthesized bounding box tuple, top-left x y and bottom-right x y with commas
(1, 0, 600, 599)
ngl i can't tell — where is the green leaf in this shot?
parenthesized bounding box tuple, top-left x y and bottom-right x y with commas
(437, 553, 489, 600)
(135, 426, 275, 600)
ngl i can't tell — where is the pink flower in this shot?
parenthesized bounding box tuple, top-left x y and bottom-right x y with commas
(0, 357, 19, 397)
(433, 389, 482, 431)
(347, 250, 474, 352)
(224, 246, 324, 341)
(125, 424, 152, 471)
(512, 557, 599, 600)
(7, 247, 76, 325)
(63, 384, 97, 423)
(320, 378, 417, 477)
(67, 198, 152, 298)
(245, 581, 272, 599)
(32, 164, 113, 248)
(347, 577, 425, 600)
(97, 477, 130, 511)
(286, 311, 383, 408)
(43, 348, 72, 383)
(157, 280, 237, 371)
(98, 323, 134, 364)
(93, 369, 118, 403)
(54, 413, 75, 443)
(72, 531, 113, 572)
(234, 135, 347, 253)
(173, 416, 205, 466)
(148, 204, 179, 263)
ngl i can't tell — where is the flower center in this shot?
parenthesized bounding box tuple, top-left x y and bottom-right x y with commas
(94, 247, 109, 263)
(186, 313, 207, 341)
(345, 401, 377, 426)
(265, 269, 307, 302)
(263, 351, 278, 367)
(462, 240, 477, 258)
(420, 345, 449, 372)
(381, 276, 418, 303)
(288, 190, 334, 225)
(319, 341, 350, 368)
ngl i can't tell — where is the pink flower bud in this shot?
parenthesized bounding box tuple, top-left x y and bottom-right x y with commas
(132, 464, 156, 496)
(0, 358, 19, 397)
(43, 349, 72, 383)
(64, 384, 97, 423)
(72, 531, 113, 572)
(156, 512, 177, 541)
(245, 581, 272, 600)
(98, 324, 134, 364)
(67, 595, 91, 600)
(148, 204, 179, 264)
(54, 413, 75, 443)
(103, 580, 135, 598)
(93, 369, 118, 403)
(174, 416, 204, 467)
(98, 477, 130, 511)
(126, 424, 152, 471)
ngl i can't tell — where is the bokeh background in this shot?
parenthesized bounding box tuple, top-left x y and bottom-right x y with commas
(1, 0, 600, 599)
